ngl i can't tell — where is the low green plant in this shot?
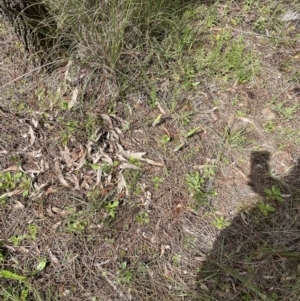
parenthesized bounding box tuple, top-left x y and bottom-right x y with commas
(257, 202, 275, 216)
(152, 176, 163, 189)
(103, 200, 119, 219)
(0, 257, 47, 300)
(264, 185, 283, 202)
(172, 254, 181, 266)
(59, 119, 77, 146)
(8, 235, 27, 247)
(186, 168, 217, 205)
(224, 126, 248, 149)
(135, 211, 150, 224)
(263, 121, 276, 132)
(66, 210, 87, 233)
(67, 220, 87, 233)
(0, 171, 31, 197)
(117, 261, 132, 284)
(160, 135, 171, 149)
(8, 224, 39, 246)
(212, 216, 231, 230)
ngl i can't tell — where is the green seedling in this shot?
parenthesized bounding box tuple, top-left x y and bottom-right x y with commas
(0, 171, 31, 197)
(67, 220, 87, 233)
(9, 235, 27, 246)
(104, 200, 119, 218)
(135, 211, 150, 224)
(263, 121, 276, 132)
(149, 86, 157, 108)
(172, 254, 181, 266)
(8, 224, 39, 246)
(212, 216, 231, 230)
(35, 258, 47, 274)
(0, 257, 47, 301)
(160, 134, 170, 148)
(264, 185, 283, 202)
(186, 168, 217, 205)
(128, 156, 141, 167)
(117, 261, 132, 284)
(257, 202, 275, 216)
(66, 210, 87, 233)
(28, 224, 38, 240)
(152, 176, 163, 189)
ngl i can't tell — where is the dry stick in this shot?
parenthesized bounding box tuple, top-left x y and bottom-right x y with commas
(0, 59, 66, 89)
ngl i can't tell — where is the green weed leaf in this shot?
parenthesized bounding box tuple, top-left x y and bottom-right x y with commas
(0, 269, 26, 281)
(185, 126, 201, 138)
(36, 258, 47, 272)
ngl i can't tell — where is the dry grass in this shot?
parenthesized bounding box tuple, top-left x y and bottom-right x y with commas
(1, 1, 300, 300)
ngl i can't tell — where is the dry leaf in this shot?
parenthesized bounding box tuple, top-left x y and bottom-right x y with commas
(157, 102, 166, 114)
(145, 158, 164, 167)
(1, 165, 19, 172)
(54, 162, 69, 187)
(100, 114, 113, 127)
(60, 146, 73, 169)
(0, 189, 22, 199)
(47, 248, 60, 265)
(68, 87, 78, 110)
(52, 206, 67, 217)
(28, 126, 36, 145)
(173, 203, 184, 217)
(119, 162, 141, 170)
(45, 186, 57, 195)
(31, 118, 38, 128)
(18, 246, 29, 253)
(162, 126, 171, 138)
(13, 200, 25, 210)
(52, 221, 62, 230)
(117, 173, 128, 196)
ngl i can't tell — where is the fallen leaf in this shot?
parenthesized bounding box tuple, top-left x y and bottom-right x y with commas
(45, 186, 57, 195)
(13, 200, 24, 210)
(60, 146, 73, 169)
(173, 203, 184, 217)
(144, 158, 164, 167)
(68, 87, 78, 110)
(47, 248, 59, 265)
(117, 173, 128, 196)
(162, 126, 171, 138)
(31, 118, 38, 128)
(28, 126, 36, 145)
(117, 144, 146, 161)
(1, 166, 19, 172)
(119, 162, 141, 170)
(101, 114, 113, 127)
(52, 221, 62, 230)
(54, 161, 69, 187)
(0, 190, 22, 199)
(157, 102, 166, 114)
(52, 206, 67, 217)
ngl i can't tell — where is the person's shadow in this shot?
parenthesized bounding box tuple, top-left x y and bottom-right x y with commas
(197, 151, 300, 300)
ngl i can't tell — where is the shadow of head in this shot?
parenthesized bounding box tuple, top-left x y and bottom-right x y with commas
(197, 151, 300, 300)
